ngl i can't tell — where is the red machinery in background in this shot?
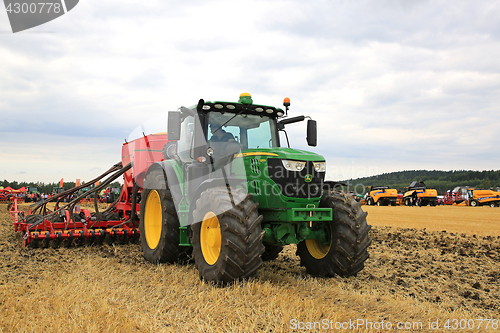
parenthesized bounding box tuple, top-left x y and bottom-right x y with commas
(443, 188, 465, 205)
(9, 133, 174, 247)
(1, 187, 25, 204)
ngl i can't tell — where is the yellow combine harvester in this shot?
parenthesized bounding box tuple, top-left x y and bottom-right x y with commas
(465, 189, 500, 207)
(402, 181, 438, 206)
(365, 186, 398, 206)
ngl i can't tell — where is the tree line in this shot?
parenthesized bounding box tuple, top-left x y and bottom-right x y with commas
(1, 180, 122, 194)
(344, 170, 500, 195)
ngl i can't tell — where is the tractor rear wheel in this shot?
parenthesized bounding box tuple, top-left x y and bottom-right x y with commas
(490, 202, 498, 208)
(191, 187, 265, 285)
(296, 191, 371, 277)
(139, 169, 190, 264)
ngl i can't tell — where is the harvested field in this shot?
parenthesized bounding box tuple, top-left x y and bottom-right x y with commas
(364, 205, 500, 236)
(1, 203, 499, 332)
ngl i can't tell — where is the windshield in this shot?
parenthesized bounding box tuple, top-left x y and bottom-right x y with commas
(208, 113, 278, 150)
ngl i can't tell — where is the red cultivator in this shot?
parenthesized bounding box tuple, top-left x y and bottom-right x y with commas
(1, 191, 23, 204)
(9, 133, 172, 247)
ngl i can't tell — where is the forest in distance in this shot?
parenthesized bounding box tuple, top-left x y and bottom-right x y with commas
(343, 169, 500, 194)
(3, 169, 500, 196)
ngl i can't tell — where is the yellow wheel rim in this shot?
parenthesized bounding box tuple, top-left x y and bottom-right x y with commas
(305, 239, 331, 260)
(144, 190, 162, 249)
(200, 212, 221, 265)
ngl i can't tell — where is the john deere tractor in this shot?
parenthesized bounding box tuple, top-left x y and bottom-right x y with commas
(138, 93, 371, 284)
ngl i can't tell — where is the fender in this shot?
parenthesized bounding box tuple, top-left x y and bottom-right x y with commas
(144, 160, 185, 214)
(188, 177, 247, 225)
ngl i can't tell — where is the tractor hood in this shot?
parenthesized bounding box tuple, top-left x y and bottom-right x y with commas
(240, 147, 325, 162)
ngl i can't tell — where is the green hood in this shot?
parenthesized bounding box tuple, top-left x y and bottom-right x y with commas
(241, 147, 325, 162)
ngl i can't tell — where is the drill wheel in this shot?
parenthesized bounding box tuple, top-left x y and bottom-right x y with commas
(31, 233, 40, 249)
(120, 229, 129, 245)
(41, 232, 51, 248)
(105, 230, 116, 245)
(130, 229, 140, 244)
(76, 231, 85, 247)
(62, 231, 74, 248)
(52, 232, 63, 248)
(95, 230, 105, 245)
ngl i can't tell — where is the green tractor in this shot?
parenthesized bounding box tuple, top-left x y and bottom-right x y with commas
(138, 93, 371, 284)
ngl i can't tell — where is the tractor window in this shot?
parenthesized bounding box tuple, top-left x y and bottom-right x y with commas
(207, 113, 278, 150)
(247, 120, 276, 149)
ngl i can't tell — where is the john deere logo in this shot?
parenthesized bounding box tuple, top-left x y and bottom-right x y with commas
(304, 174, 313, 183)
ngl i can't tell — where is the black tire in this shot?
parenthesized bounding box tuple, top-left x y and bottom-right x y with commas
(191, 187, 265, 285)
(101, 211, 121, 221)
(490, 202, 498, 208)
(470, 200, 479, 207)
(376, 200, 382, 206)
(139, 169, 191, 264)
(261, 243, 283, 261)
(25, 214, 43, 225)
(296, 191, 371, 277)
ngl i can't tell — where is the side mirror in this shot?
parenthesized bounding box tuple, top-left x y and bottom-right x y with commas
(167, 111, 181, 141)
(306, 119, 317, 146)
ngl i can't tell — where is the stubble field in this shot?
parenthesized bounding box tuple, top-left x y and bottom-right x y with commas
(0, 203, 499, 332)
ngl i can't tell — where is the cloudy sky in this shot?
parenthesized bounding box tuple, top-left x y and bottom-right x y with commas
(1, 0, 499, 185)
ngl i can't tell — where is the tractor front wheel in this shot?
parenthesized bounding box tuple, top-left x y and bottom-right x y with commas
(139, 169, 191, 264)
(296, 191, 372, 277)
(191, 187, 265, 285)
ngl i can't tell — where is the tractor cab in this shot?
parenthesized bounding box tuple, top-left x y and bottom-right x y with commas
(164, 94, 323, 215)
(168, 93, 317, 164)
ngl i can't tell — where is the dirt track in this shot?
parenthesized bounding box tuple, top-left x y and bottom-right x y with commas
(1, 203, 499, 331)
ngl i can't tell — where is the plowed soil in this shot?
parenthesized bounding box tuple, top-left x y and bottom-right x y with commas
(1, 203, 499, 332)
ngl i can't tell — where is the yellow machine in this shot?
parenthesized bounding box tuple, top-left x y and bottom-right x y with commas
(466, 189, 500, 207)
(402, 181, 438, 206)
(365, 186, 398, 206)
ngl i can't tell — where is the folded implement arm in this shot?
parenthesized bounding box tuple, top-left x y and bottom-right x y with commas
(12, 163, 140, 247)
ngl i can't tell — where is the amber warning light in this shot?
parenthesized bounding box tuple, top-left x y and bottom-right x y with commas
(283, 97, 290, 107)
